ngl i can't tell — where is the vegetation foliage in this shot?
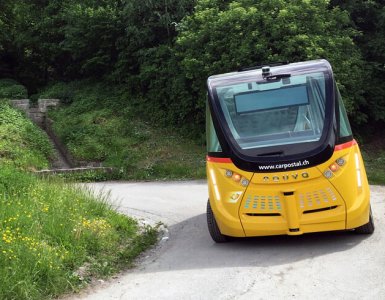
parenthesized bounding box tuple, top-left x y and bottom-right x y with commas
(0, 79, 27, 99)
(331, 0, 385, 124)
(1, 0, 384, 138)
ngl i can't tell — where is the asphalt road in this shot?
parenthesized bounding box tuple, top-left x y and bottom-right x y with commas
(69, 182, 385, 300)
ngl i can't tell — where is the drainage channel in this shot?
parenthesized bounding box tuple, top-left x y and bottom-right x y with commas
(10, 99, 114, 175)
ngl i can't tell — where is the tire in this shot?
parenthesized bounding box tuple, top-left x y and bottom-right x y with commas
(355, 206, 375, 234)
(207, 200, 229, 243)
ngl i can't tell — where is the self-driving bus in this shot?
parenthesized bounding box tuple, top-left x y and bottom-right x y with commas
(206, 59, 374, 242)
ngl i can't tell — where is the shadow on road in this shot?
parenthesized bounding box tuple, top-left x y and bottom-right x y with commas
(143, 213, 370, 273)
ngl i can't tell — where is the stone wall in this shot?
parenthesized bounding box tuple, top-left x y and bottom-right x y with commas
(9, 99, 30, 113)
(10, 99, 60, 127)
(38, 98, 60, 113)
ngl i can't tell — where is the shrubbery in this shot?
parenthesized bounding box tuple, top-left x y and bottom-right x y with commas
(39, 81, 76, 104)
(0, 79, 28, 99)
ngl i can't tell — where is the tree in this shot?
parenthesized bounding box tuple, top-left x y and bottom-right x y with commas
(0, 1, 66, 91)
(331, 0, 385, 124)
(113, 0, 194, 84)
(172, 0, 365, 132)
(0, 0, 22, 80)
(59, 1, 124, 79)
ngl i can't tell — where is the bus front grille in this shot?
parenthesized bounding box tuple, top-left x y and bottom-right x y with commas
(242, 187, 342, 215)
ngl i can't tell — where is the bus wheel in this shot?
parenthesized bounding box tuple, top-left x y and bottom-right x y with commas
(207, 200, 228, 243)
(355, 207, 375, 234)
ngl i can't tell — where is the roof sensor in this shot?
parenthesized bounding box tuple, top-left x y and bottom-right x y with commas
(262, 66, 270, 78)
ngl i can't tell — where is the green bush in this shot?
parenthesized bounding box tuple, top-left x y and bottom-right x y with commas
(0, 79, 28, 99)
(39, 81, 76, 104)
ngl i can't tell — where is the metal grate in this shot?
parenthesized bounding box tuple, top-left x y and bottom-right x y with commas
(243, 187, 340, 215)
(244, 195, 282, 211)
(299, 188, 337, 210)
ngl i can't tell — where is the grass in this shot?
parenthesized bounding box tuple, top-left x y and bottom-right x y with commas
(362, 149, 385, 185)
(0, 88, 158, 299)
(41, 81, 206, 180)
(0, 167, 157, 300)
(0, 101, 53, 170)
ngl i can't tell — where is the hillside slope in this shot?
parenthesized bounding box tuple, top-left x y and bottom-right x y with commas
(0, 101, 53, 170)
(41, 81, 206, 180)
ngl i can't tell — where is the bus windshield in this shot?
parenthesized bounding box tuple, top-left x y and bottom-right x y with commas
(214, 72, 326, 150)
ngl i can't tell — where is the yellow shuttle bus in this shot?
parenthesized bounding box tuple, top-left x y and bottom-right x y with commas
(206, 59, 374, 242)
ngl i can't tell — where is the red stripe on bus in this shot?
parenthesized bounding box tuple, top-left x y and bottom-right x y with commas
(335, 139, 357, 151)
(207, 140, 356, 162)
(206, 156, 232, 163)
